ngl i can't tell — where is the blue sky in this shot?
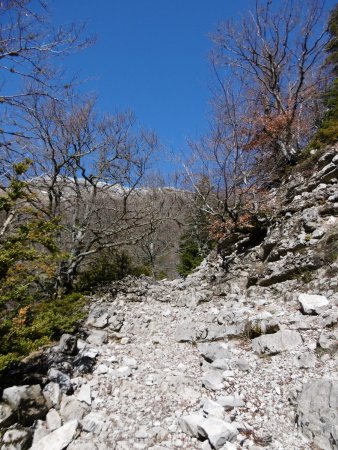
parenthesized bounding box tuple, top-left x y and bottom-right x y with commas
(52, 1, 252, 156)
(52, 0, 336, 166)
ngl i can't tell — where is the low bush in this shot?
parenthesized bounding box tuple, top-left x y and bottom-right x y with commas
(0, 293, 87, 373)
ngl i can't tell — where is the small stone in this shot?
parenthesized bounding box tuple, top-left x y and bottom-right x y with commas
(86, 308, 109, 328)
(202, 398, 224, 419)
(198, 343, 232, 362)
(294, 352, 316, 368)
(60, 396, 90, 422)
(95, 364, 109, 375)
(46, 409, 62, 431)
(202, 370, 224, 391)
(217, 395, 245, 411)
(48, 369, 73, 394)
(175, 322, 197, 342)
(0, 402, 16, 428)
(211, 359, 230, 370)
(81, 411, 105, 434)
(122, 356, 138, 368)
(222, 370, 235, 379)
(76, 383, 91, 405)
(116, 366, 132, 378)
(86, 330, 108, 345)
(179, 414, 238, 449)
(235, 358, 250, 371)
(59, 334, 78, 355)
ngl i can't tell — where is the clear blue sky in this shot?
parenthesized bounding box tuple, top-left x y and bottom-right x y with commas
(52, 0, 336, 165)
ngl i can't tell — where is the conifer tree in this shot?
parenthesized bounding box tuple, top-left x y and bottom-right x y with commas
(311, 4, 338, 147)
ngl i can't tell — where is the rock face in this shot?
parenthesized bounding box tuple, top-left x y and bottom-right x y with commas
(297, 380, 338, 449)
(0, 146, 337, 450)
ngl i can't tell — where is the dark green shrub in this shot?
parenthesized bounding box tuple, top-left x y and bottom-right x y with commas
(0, 293, 87, 373)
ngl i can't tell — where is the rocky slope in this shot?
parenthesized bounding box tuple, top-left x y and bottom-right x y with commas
(0, 147, 337, 450)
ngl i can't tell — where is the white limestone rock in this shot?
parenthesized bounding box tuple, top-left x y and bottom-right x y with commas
(179, 414, 238, 449)
(202, 398, 225, 419)
(174, 322, 197, 342)
(198, 342, 232, 363)
(202, 370, 224, 391)
(299, 294, 329, 315)
(252, 330, 303, 355)
(76, 383, 91, 405)
(217, 395, 245, 411)
(86, 330, 108, 345)
(2, 426, 32, 449)
(46, 408, 62, 431)
(60, 395, 90, 422)
(0, 402, 16, 428)
(2, 385, 47, 425)
(297, 379, 338, 449)
(81, 411, 105, 434)
(43, 382, 62, 410)
(30, 419, 81, 450)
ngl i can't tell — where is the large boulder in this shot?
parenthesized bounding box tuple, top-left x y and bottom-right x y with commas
(2, 385, 47, 426)
(252, 330, 303, 355)
(297, 379, 338, 449)
(30, 419, 81, 450)
(299, 294, 329, 315)
(1, 425, 32, 450)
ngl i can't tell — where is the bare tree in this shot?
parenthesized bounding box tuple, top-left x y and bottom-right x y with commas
(0, 0, 92, 149)
(17, 95, 158, 292)
(187, 78, 268, 226)
(132, 186, 189, 278)
(212, 0, 329, 163)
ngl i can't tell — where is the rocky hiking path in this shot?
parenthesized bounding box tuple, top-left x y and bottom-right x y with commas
(1, 143, 338, 450)
(1, 257, 337, 450)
